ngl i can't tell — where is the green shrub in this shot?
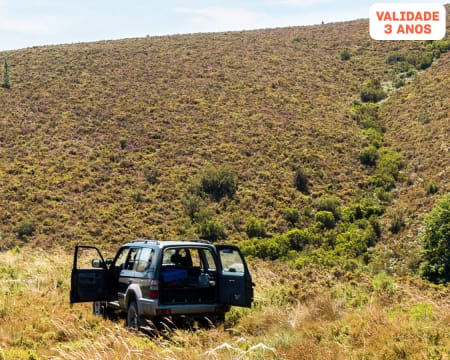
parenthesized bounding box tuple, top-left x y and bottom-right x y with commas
(426, 182, 439, 195)
(119, 138, 127, 150)
(143, 166, 159, 184)
(293, 168, 309, 193)
(340, 49, 351, 61)
(410, 302, 435, 321)
(432, 39, 450, 53)
(372, 271, 396, 296)
(359, 145, 378, 166)
(416, 52, 434, 70)
(370, 147, 404, 190)
(200, 165, 237, 200)
(351, 102, 383, 132)
(389, 210, 405, 234)
(386, 53, 405, 64)
(15, 219, 36, 240)
(392, 78, 405, 89)
(240, 235, 290, 260)
(294, 248, 342, 269)
(182, 194, 205, 220)
(2, 60, 10, 89)
(362, 128, 383, 148)
(131, 189, 144, 202)
(198, 219, 226, 242)
(316, 196, 341, 219)
(285, 228, 321, 251)
(256, 236, 290, 260)
(343, 197, 385, 222)
(245, 217, 267, 238)
(360, 79, 386, 103)
(392, 61, 412, 75)
(335, 226, 372, 257)
(315, 211, 335, 229)
(419, 195, 450, 283)
(283, 207, 299, 225)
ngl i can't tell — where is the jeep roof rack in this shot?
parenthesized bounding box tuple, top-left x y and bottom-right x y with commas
(188, 239, 212, 245)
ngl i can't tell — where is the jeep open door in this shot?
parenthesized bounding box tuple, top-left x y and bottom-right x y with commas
(217, 245, 254, 308)
(70, 245, 111, 303)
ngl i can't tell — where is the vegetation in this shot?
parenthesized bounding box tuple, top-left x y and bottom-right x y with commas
(2, 59, 10, 89)
(1, 248, 449, 359)
(0, 7, 449, 358)
(419, 195, 450, 284)
(360, 78, 386, 103)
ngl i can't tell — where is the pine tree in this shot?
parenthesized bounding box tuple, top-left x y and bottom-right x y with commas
(2, 60, 10, 89)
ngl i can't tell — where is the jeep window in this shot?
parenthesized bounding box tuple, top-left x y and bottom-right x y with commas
(203, 249, 217, 271)
(190, 249, 201, 268)
(163, 248, 192, 266)
(125, 247, 140, 270)
(75, 247, 103, 269)
(114, 247, 130, 270)
(135, 247, 153, 272)
(219, 248, 245, 273)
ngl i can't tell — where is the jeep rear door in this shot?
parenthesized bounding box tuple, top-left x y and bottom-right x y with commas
(217, 245, 254, 308)
(70, 245, 111, 303)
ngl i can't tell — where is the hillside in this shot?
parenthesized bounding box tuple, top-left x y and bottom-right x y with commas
(1, 16, 448, 251)
(374, 50, 450, 274)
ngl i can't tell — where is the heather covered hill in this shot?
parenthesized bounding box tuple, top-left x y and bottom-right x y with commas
(1, 17, 447, 248)
(375, 50, 450, 273)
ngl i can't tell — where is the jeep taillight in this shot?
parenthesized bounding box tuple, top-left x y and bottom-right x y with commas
(149, 280, 159, 299)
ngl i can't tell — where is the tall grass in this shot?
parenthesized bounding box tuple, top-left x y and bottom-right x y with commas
(0, 249, 449, 359)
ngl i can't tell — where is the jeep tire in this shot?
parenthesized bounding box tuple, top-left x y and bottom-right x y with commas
(126, 300, 141, 330)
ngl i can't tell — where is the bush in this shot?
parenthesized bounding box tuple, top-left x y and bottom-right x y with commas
(419, 195, 450, 283)
(143, 166, 159, 184)
(315, 211, 335, 229)
(372, 272, 396, 296)
(426, 182, 439, 195)
(293, 168, 309, 193)
(2, 60, 10, 89)
(410, 302, 435, 321)
(285, 228, 321, 251)
(240, 235, 290, 260)
(16, 219, 35, 240)
(335, 225, 373, 257)
(416, 52, 434, 70)
(342, 198, 385, 226)
(370, 147, 404, 190)
(255, 236, 290, 260)
(119, 138, 127, 150)
(182, 194, 205, 220)
(386, 53, 405, 64)
(389, 210, 405, 234)
(340, 49, 351, 61)
(283, 207, 299, 225)
(316, 196, 341, 219)
(198, 219, 226, 242)
(360, 79, 386, 103)
(362, 128, 383, 148)
(359, 145, 378, 166)
(245, 217, 267, 238)
(199, 164, 237, 200)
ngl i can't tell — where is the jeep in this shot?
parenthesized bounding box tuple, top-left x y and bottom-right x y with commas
(70, 240, 254, 329)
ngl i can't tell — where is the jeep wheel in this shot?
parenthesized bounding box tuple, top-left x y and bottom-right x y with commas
(126, 301, 140, 330)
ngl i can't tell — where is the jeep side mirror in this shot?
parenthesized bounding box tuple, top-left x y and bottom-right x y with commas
(91, 259, 103, 268)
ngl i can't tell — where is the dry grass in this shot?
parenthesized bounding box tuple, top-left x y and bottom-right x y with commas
(0, 248, 449, 359)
